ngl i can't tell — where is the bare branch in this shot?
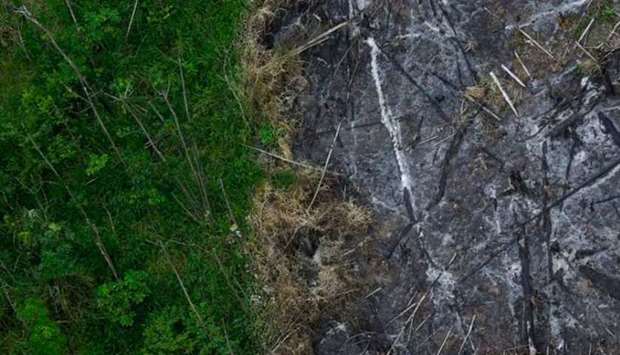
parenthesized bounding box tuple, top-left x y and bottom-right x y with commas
(514, 50, 532, 78)
(490, 71, 519, 117)
(159, 241, 205, 326)
(16, 6, 124, 163)
(307, 120, 343, 212)
(519, 29, 555, 60)
(26, 133, 119, 280)
(126, 0, 139, 39)
(244, 144, 340, 175)
(501, 64, 526, 88)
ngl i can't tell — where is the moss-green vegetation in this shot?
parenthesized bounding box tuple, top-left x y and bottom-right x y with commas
(258, 123, 280, 148)
(570, 0, 618, 39)
(0, 0, 264, 353)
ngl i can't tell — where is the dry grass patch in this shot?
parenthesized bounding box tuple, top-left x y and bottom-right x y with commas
(249, 170, 373, 354)
(240, 1, 375, 354)
(240, 0, 306, 157)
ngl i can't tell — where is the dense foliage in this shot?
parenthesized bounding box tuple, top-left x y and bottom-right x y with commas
(0, 0, 263, 353)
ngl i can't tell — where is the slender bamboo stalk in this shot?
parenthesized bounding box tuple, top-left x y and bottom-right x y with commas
(15, 7, 124, 164)
(26, 133, 119, 280)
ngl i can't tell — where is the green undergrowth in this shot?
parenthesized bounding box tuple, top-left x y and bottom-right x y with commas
(0, 0, 265, 353)
(570, 0, 617, 40)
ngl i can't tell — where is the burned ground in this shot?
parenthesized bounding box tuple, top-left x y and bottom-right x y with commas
(269, 0, 620, 353)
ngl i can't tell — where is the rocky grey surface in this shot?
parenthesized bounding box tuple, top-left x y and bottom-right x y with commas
(281, 0, 620, 353)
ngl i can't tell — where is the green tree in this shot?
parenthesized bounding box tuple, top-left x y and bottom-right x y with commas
(16, 298, 67, 355)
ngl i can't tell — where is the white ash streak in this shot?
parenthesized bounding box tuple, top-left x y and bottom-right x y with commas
(366, 37, 415, 208)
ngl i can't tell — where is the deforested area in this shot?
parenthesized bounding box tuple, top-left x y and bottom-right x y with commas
(276, 0, 620, 354)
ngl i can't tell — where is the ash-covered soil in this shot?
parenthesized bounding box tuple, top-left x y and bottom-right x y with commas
(274, 1, 620, 353)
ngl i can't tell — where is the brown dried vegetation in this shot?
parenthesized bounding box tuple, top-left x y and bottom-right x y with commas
(241, 1, 375, 353)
